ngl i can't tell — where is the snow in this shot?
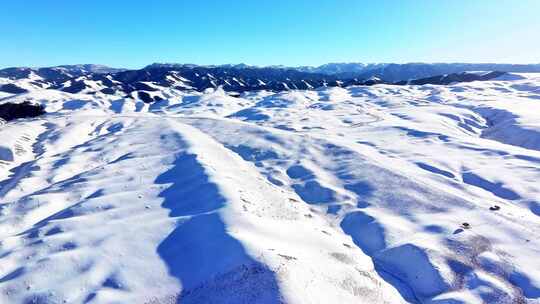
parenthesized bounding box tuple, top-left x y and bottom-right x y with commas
(0, 75, 48, 92)
(0, 73, 539, 303)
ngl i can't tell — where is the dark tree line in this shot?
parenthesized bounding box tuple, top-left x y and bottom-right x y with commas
(0, 102, 46, 122)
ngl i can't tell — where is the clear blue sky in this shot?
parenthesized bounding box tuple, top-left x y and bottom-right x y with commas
(1, 0, 539, 69)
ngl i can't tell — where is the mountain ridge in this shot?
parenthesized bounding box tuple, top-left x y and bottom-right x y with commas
(1, 62, 527, 98)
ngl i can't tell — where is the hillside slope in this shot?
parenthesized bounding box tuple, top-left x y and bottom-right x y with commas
(0, 74, 539, 303)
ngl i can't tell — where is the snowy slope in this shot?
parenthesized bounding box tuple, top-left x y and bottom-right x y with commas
(0, 73, 539, 303)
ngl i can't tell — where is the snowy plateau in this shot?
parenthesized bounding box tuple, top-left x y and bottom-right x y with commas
(0, 71, 539, 304)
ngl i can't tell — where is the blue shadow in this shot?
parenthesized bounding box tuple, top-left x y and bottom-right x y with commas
(155, 152, 282, 303)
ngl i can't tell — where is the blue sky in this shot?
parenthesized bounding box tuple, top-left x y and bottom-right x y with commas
(1, 1, 539, 68)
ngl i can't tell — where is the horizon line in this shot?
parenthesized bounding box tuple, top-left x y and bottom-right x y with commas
(2, 61, 540, 70)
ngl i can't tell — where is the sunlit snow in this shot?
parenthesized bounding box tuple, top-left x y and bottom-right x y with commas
(0, 74, 539, 303)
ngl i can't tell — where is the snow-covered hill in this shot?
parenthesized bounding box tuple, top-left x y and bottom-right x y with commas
(0, 73, 539, 303)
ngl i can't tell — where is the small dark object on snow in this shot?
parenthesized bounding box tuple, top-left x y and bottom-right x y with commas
(490, 205, 501, 211)
(278, 254, 297, 261)
(461, 222, 471, 229)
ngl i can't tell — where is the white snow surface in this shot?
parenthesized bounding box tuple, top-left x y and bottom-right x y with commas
(0, 74, 539, 303)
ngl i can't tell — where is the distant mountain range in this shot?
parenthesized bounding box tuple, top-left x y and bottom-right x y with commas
(0, 64, 124, 81)
(295, 62, 540, 80)
(144, 62, 540, 81)
(0, 62, 538, 100)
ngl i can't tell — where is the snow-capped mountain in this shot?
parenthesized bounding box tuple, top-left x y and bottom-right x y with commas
(295, 63, 540, 81)
(0, 63, 520, 99)
(0, 65, 125, 94)
(0, 64, 124, 81)
(295, 63, 387, 75)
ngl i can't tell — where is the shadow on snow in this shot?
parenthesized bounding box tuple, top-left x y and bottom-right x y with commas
(155, 151, 283, 304)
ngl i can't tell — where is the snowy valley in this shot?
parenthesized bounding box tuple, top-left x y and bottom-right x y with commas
(0, 71, 539, 303)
